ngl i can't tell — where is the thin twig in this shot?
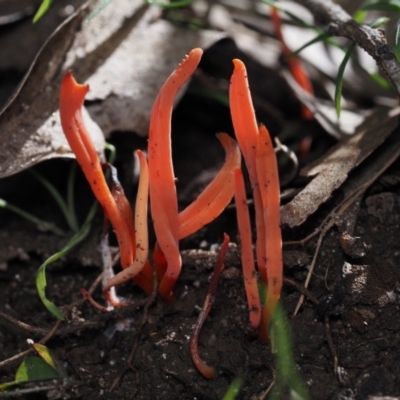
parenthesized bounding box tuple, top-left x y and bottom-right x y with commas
(283, 277, 319, 305)
(0, 310, 48, 335)
(292, 220, 332, 317)
(296, 0, 400, 95)
(324, 315, 338, 377)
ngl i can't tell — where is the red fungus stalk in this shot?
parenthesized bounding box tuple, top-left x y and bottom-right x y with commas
(59, 72, 152, 297)
(103, 151, 149, 292)
(148, 48, 203, 300)
(190, 233, 230, 379)
(153, 133, 240, 288)
(178, 133, 241, 239)
(230, 59, 267, 284)
(270, 7, 314, 120)
(256, 124, 283, 341)
(230, 60, 283, 337)
(233, 168, 261, 330)
(60, 72, 134, 273)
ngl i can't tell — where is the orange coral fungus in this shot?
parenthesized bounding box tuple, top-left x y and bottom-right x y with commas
(233, 168, 260, 329)
(270, 7, 314, 120)
(256, 124, 283, 341)
(178, 133, 241, 239)
(148, 48, 203, 300)
(230, 60, 282, 338)
(152, 131, 240, 296)
(60, 72, 133, 272)
(103, 151, 149, 292)
(59, 71, 152, 298)
(230, 59, 267, 283)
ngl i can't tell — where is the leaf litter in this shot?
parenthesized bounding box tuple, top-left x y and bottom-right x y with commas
(2, 0, 400, 398)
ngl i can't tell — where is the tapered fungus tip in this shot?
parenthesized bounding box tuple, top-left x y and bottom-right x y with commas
(190, 47, 203, 57)
(232, 59, 245, 69)
(61, 70, 90, 102)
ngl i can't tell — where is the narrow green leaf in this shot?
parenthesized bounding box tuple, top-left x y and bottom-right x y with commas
(144, 0, 195, 8)
(335, 44, 355, 119)
(393, 19, 400, 62)
(0, 198, 65, 236)
(367, 72, 391, 88)
(0, 381, 18, 393)
(360, 0, 400, 12)
(370, 16, 390, 28)
(289, 32, 332, 58)
(33, 0, 53, 23)
(30, 169, 79, 232)
(67, 163, 79, 232)
(36, 202, 97, 319)
(269, 303, 310, 400)
(88, 0, 114, 20)
(222, 378, 242, 400)
(15, 357, 59, 382)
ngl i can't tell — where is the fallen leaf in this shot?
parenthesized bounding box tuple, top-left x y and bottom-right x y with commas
(0, 0, 225, 178)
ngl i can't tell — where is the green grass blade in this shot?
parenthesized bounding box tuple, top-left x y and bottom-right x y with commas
(269, 303, 310, 400)
(33, 0, 53, 23)
(370, 16, 390, 28)
(289, 32, 332, 58)
(36, 202, 97, 319)
(88, 0, 114, 20)
(360, 0, 400, 12)
(30, 169, 78, 232)
(0, 198, 65, 236)
(222, 378, 242, 400)
(335, 44, 355, 119)
(67, 163, 79, 232)
(393, 19, 400, 62)
(144, 0, 195, 8)
(105, 143, 117, 165)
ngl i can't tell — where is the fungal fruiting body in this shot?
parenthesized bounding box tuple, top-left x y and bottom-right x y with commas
(148, 48, 203, 300)
(256, 124, 283, 341)
(230, 60, 283, 338)
(60, 49, 283, 343)
(102, 151, 149, 293)
(230, 59, 267, 285)
(59, 72, 152, 299)
(233, 168, 261, 330)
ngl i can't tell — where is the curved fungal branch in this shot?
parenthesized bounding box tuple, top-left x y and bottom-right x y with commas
(59, 71, 134, 273)
(153, 133, 240, 287)
(178, 133, 241, 239)
(148, 48, 203, 300)
(256, 124, 283, 341)
(230, 59, 267, 284)
(233, 168, 261, 330)
(103, 150, 149, 293)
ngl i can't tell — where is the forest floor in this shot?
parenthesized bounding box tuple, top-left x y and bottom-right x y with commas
(1, 1, 400, 399)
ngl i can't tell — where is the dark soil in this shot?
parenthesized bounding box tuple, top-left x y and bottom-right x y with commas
(1, 9, 400, 400)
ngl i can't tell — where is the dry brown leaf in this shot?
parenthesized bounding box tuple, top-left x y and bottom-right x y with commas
(0, 1, 100, 178)
(281, 107, 400, 227)
(0, 0, 224, 178)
